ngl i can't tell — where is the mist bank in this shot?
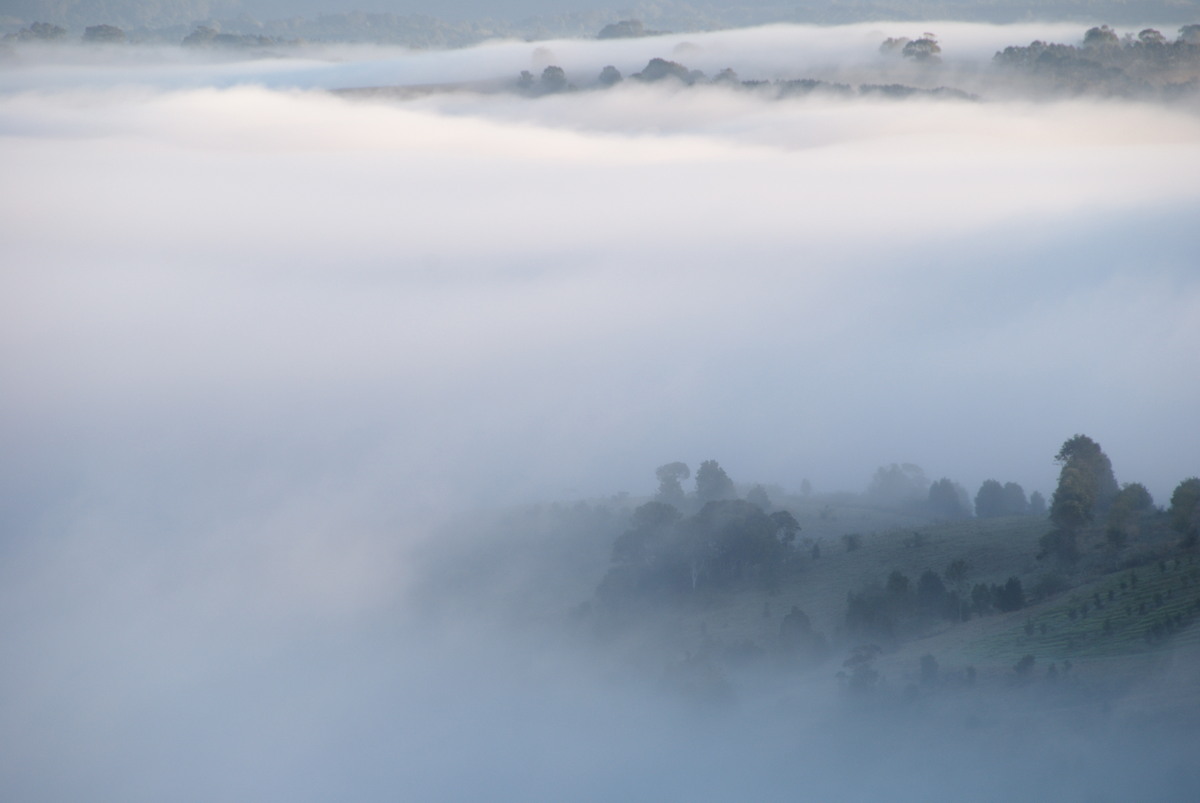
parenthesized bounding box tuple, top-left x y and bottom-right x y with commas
(5, 20, 1199, 106)
(3, 76, 1198, 509)
(3, 24, 1199, 800)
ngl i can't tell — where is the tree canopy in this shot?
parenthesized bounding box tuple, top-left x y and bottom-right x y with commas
(1050, 434, 1118, 530)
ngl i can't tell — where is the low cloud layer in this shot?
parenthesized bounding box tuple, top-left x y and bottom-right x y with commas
(2, 22, 1199, 800)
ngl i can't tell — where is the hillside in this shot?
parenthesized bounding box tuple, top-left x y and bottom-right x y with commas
(572, 491, 1199, 718)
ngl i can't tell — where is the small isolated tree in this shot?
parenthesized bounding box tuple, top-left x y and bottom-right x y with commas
(1029, 490, 1047, 517)
(598, 65, 622, 86)
(540, 65, 568, 92)
(879, 36, 910, 54)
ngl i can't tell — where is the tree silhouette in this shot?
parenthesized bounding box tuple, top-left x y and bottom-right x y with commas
(695, 460, 736, 505)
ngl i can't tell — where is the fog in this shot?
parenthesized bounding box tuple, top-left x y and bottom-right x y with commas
(2, 22, 1199, 801)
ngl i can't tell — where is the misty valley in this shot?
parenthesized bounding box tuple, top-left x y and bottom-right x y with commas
(3, 8, 1200, 802)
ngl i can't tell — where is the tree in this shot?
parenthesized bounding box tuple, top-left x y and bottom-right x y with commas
(1029, 490, 1047, 516)
(695, 460, 736, 505)
(1138, 28, 1167, 46)
(598, 65, 622, 86)
(1170, 478, 1200, 546)
(768, 510, 800, 548)
(540, 65, 568, 92)
(995, 577, 1025, 612)
(1107, 481, 1153, 544)
(929, 478, 970, 517)
(975, 479, 1006, 518)
(713, 67, 740, 84)
(902, 33, 941, 61)
(1083, 25, 1119, 48)
(867, 463, 928, 506)
(655, 462, 690, 509)
(916, 569, 949, 616)
(633, 57, 693, 83)
(1050, 466, 1094, 531)
(1002, 482, 1029, 515)
(746, 484, 772, 511)
(1051, 434, 1118, 529)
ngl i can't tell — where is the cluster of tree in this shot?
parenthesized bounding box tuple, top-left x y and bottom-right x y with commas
(596, 19, 667, 40)
(597, 495, 801, 603)
(3, 22, 67, 42)
(993, 25, 1200, 96)
(182, 26, 293, 48)
(1041, 433, 1198, 562)
(846, 562, 1024, 642)
(975, 479, 1036, 518)
(928, 477, 972, 518)
(849, 561, 1027, 643)
(2, 22, 128, 44)
(515, 59, 975, 101)
(879, 33, 942, 62)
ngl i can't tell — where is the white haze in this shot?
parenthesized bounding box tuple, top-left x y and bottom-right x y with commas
(1, 22, 1199, 801)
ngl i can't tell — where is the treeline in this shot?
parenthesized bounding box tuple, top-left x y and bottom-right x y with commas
(517, 58, 977, 101)
(994, 24, 1200, 96)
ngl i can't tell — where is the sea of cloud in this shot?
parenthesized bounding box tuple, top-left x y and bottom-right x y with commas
(1, 22, 1199, 800)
